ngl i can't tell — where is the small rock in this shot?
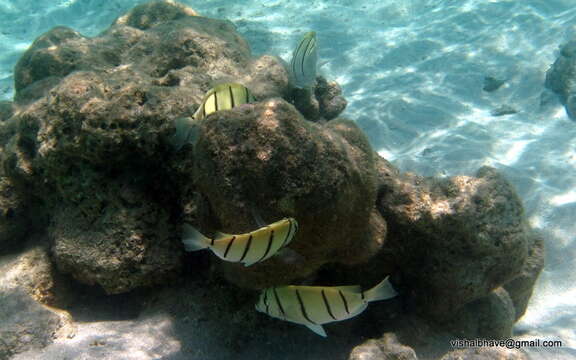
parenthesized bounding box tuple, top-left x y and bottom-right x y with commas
(0, 245, 74, 359)
(349, 335, 418, 360)
(483, 76, 505, 92)
(447, 287, 516, 339)
(316, 76, 347, 120)
(491, 105, 518, 116)
(292, 76, 348, 122)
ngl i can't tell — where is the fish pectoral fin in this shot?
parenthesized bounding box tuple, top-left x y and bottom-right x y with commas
(305, 324, 327, 337)
(348, 303, 368, 318)
(250, 206, 267, 228)
(333, 285, 361, 293)
(277, 248, 306, 265)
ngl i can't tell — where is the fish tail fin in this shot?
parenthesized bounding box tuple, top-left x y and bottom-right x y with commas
(363, 276, 398, 302)
(182, 224, 210, 252)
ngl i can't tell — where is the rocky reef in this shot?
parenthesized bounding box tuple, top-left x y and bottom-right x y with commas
(545, 38, 576, 120)
(0, 1, 545, 359)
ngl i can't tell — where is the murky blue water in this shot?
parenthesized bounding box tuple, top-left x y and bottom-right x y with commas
(1, 0, 576, 359)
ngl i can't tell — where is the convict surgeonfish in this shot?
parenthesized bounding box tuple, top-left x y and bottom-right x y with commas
(193, 82, 255, 120)
(182, 218, 298, 267)
(290, 31, 318, 88)
(255, 277, 398, 337)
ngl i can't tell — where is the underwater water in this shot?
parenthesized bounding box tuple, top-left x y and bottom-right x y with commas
(1, 0, 576, 359)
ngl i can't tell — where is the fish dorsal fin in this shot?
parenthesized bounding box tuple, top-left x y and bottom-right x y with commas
(333, 285, 361, 293)
(305, 324, 327, 337)
(215, 231, 232, 239)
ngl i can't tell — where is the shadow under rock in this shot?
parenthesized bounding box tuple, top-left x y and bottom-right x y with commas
(63, 275, 149, 322)
(157, 259, 404, 360)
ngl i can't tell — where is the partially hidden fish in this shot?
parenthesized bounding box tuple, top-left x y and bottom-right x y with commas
(193, 82, 255, 120)
(182, 218, 298, 267)
(255, 277, 398, 337)
(289, 31, 318, 88)
(170, 116, 200, 150)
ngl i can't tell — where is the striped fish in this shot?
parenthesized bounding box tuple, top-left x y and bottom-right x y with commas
(193, 83, 255, 120)
(255, 277, 397, 337)
(182, 218, 298, 267)
(290, 31, 318, 88)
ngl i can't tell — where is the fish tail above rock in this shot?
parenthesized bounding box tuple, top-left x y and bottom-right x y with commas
(182, 224, 210, 252)
(363, 276, 398, 302)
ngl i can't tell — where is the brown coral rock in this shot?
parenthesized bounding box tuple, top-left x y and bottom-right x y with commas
(349, 334, 418, 360)
(378, 163, 532, 320)
(3, 0, 293, 293)
(192, 98, 381, 288)
(503, 234, 544, 321)
(316, 76, 348, 120)
(114, 0, 199, 30)
(0, 177, 30, 251)
(447, 287, 516, 340)
(292, 76, 348, 122)
(50, 186, 180, 294)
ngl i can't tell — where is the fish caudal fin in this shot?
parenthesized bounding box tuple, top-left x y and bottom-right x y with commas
(182, 224, 210, 252)
(305, 324, 327, 337)
(363, 276, 398, 302)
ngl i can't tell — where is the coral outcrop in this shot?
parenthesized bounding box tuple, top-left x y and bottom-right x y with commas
(191, 99, 381, 288)
(1, 0, 364, 292)
(3, 0, 298, 293)
(377, 164, 537, 320)
(545, 38, 576, 120)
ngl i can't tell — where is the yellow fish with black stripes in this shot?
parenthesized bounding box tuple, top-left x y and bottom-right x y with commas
(182, 218, 298, 267)
(193, 82, 255, 120)
(170, 83, 255, 150)
(289, 31, 318, 89)
(255, 277, 398, 337)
